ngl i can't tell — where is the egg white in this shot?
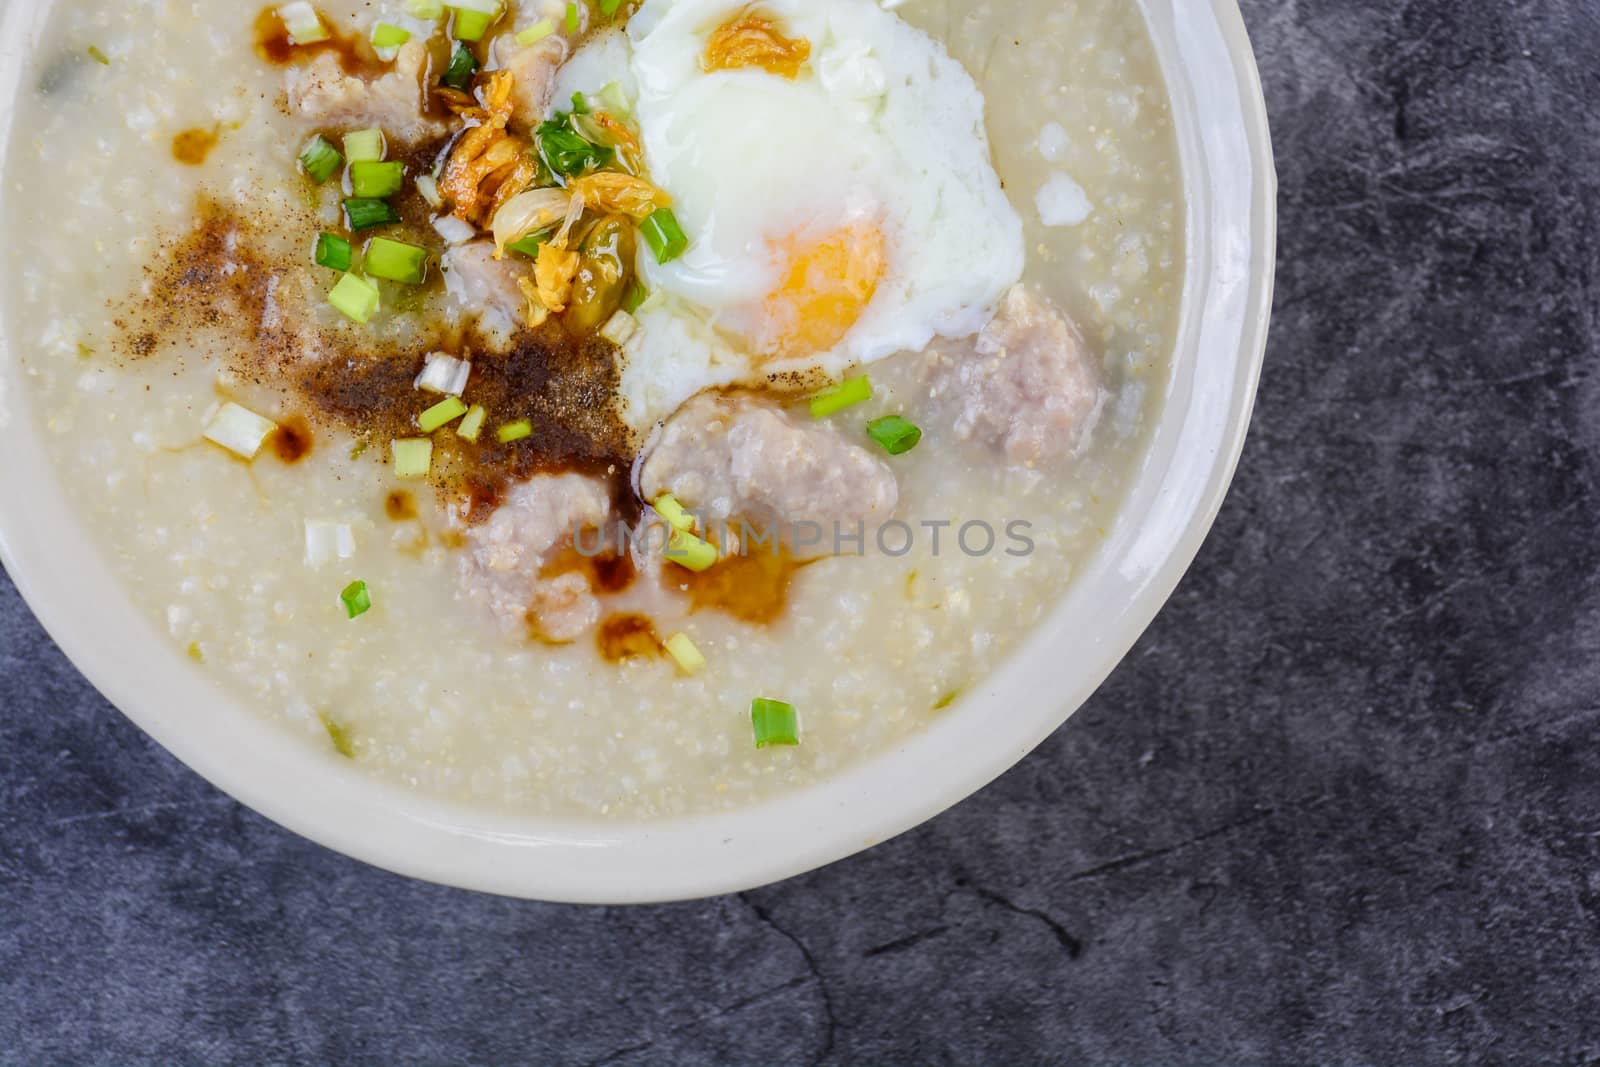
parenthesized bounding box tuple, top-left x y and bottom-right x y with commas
(558, 0, 1025, 429)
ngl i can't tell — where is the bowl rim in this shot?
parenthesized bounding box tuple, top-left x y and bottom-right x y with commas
(0, 0, 1275, 902)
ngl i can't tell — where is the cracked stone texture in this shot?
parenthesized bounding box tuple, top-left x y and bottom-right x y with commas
(5, 0, 1600, 1062)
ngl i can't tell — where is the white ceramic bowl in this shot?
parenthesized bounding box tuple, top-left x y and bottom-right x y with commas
(0, 0, 1274, 902)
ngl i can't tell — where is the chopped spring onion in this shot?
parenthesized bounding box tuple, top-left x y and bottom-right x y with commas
(666, 529, 718, 573)
(344, 197, 401, 231)
(599, 0, 623, 17)
(328, 273, 380, 323)
(664, 632, 705, 676)
(364, 237, 428, 284)
(598, 81, 630, 116)
(320, 714, 356, 757)
(751, 698, 799, 748)
(432, 214, 477, 245)
(866, 414, 921, 455)
(565, 1, 580, 34)
(371, 22, 412, 49)
(416, 173, 443, 208)
(343, 128, 386, 163)
(536, 119, 612, 178)
(456, 404, 487, 442)
(621, 279, 647, 313)
(406, 0, 445, 16)
(304, 519, 356, 567)
(340, 579, 372, 619)
(639, 207, 688, 263)
(203, 402, 278, 460)
(452, 9, 493, 40)
(414, 352, 472, 396)
(506, 229, 551, 258)
(418, 396, 469, 433)
(87, 45, 110, 65)
(444, 0, 501, 40)
(599, 309, 637, 346)
(278, 2, 329, 44)
(652, 493, 695, 533)
(313, 232, 353, 271)
(571, 91, 589, 114)
(440, 41, 479, 91)
(391, 437, 433, 478)
(349, 160, 404, 198)
(808, 375, 872, 419)
(496, 419, 533, 444)
(515, 19, 555, 45)
(298, 134, 344, 183)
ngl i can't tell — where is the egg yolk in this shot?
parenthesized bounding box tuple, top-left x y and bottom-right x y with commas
(755, 222, 886, 360)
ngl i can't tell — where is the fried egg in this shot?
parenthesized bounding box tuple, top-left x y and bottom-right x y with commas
(556, 0, 1024, 429)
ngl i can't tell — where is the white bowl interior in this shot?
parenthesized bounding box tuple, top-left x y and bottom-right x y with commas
(0, 0, 1274, 902)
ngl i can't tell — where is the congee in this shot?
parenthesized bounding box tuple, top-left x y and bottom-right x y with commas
(7, 0, 1183, 816)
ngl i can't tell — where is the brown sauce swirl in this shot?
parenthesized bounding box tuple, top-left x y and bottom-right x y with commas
(253, 7, 376, 75)
(670, 547, 813, 625)
(171, 127, 219, 165)
(597, 613, 661, 662)
(384, 490, 417, 521)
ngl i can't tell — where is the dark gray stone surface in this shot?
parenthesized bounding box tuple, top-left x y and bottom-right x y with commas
(5, 1, 1600, 1062)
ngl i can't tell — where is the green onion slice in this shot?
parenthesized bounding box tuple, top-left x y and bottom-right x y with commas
(392, 437, 433, 478)
(599, 0, 623, 16)
(808, 375, 872, 419)
(456, 404, 487, 442)
(536, 117, 613, 178)
(340, 579, 372, 619)
(298, 134, 344, 183)
(565, 1, 579, 33)
(866, 414, 921, 455)
(364, 237, 428, 284)
(414, 352, 471, 395)
(278, 1, 329, 44)
(515, 19, 555, 45)
(621, 279, 647, 313)
(664, 632, 705, 676)
(639, 207, 687, 263)
(203, 402, 278, 460)
(598, 81, 630, 115)
(652, 493, 695, 533)
(496, 419, 533, 443)
(344, 197, 401, 231)
(328, 273, 380, 323)
(666, 529, 718, 573)
(314, 232, 353, 271)
(599, 310, 637, 345)
(452, 8, 496, 40)
(343, 128, 386, 163)
(751, 698, 799, 748)
(371, 22, 411, 48)
(349, 160, 404, 198)
(418, 395, 468, 433)
(406, 0, 444, 16)
(416, 173, 443, 208)
(440, 41, 480, 91)
(506, 228, 551, 258)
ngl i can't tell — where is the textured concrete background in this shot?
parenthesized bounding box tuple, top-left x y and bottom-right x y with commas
(5, 1, 1600, 1063)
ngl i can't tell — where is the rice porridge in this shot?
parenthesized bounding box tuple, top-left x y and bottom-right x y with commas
(5, 0, 1182, 817)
